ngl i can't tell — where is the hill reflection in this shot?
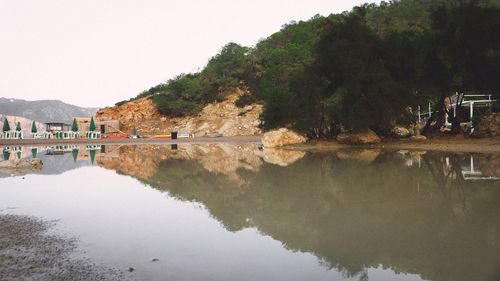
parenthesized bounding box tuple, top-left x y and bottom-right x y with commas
(97, 145, 500, 281)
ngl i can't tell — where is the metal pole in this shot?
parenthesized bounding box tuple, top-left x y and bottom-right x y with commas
(470, 101, 474, 120)
(470, 155, 474, 173)
(428, 103, 431, 118)
(418, 106, 421, 123)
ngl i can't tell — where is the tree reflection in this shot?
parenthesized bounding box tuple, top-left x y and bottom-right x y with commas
(102, 147, 500, 281)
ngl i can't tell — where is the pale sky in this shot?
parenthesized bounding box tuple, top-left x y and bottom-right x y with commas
(0, 0, 378, 108)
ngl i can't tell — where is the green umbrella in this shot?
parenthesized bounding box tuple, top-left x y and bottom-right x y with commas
(31, 148, 38, 158)
(16, 151, 21, 159)
(31, 121, 37, 133)
(89, 149, 96, 164)
(2, 118, 10, 132)
(89, 116, 96, 131)
(71, 118, 79, 132)
(16, 122, 21, 131)
(72, 148, 79, 162)
(3, 150, 10, 161)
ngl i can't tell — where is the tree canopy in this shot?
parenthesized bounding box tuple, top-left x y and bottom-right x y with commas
(31, 121, 37, 133)
(89, 116, 96, 132)
(119, 0, 500, 137)
(2, 118, 10, 132)
(71, 118, 79, 132)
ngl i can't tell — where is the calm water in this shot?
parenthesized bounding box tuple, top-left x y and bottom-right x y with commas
(1, 144, 499, 281)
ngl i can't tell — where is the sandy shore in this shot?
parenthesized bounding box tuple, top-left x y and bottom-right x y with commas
(0, 213, 133, 281)
(299, 136, 500, 154)
(1, 135, 498, 154)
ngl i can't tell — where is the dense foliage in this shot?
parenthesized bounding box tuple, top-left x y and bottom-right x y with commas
(120, 0, 500, 137)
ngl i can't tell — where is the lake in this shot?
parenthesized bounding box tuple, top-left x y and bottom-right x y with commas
(1, 144, 499, 281)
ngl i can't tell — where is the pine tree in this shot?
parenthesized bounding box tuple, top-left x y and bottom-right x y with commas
(89, 116, 96, 131)
(2, 118, 10, 132)
(31, 121, 37, 133)
(72, 118, 79, 132)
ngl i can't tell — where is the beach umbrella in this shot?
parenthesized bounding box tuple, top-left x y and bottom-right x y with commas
(72, 148, 79, 162)
(31, 148, 38, 158)
(89, 149, 96, 164)
(89, 116, 96, 132)
(31, 121, 37, 133)
(3, 150, 10, 161)
(16, 122, 21, 131)
(2, 118, 10, 132)
(72, 118, 79, 132)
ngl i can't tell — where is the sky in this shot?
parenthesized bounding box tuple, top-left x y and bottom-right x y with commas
(0, 0, 379, 108)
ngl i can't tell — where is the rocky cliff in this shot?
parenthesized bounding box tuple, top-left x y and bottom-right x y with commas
(96, 88, 263, 137)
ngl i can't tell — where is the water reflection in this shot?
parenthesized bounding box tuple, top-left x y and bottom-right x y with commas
(1, 144, 499, 281)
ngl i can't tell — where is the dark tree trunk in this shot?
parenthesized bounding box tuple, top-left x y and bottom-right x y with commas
(422, 94, 447, 136)
(449, 93, 465, 134)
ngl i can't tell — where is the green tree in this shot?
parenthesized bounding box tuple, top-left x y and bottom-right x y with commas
(71, 118, 79, 132)
(299, 8, 417, 134)
(89, 116, 96, 131)
(423, 1, 500, 134)
(2, 118, 10, 132)
(31, 121, 37, 133)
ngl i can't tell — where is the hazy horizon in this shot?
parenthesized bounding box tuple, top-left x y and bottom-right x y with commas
(0, 0, 379, 108)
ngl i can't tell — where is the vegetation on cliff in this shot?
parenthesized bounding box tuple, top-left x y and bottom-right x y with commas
(118, 0, 500, 137)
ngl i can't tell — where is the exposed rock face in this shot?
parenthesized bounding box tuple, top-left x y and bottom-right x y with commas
(336, 129, 381, 145)
(261, 128, 306, 148)
(0, 159, 43, 170)
(96, 88, 263, 137)
(473, 112, 500, 138)
(392, 126, 411, 138)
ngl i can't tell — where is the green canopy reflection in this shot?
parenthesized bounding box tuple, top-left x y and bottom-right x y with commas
(89, 149, 96, 164)
(72, 148, 79, 162)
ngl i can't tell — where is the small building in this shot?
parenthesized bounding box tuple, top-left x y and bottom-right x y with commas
(45, 122, 71, 132)
(72, 117, 121, 134)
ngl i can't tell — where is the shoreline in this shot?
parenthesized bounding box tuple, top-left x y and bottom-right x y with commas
(1, 135, 499, 154)
(301, 135, 500, 154)
(0, 213, 131, 281)
(0, 135, 262, 146)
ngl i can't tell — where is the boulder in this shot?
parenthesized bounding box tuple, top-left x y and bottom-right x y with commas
(473, 112, 500, 138)
(391, 126, 411, 138)
(0, 159, 43, 170)
(336, 129, 381, 145)
(261, 128, 306, 148)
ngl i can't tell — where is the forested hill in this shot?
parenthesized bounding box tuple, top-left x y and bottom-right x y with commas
(118, 0, 500, 138)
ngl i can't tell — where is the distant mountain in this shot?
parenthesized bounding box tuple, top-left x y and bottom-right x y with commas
(0, 98, 99, 123)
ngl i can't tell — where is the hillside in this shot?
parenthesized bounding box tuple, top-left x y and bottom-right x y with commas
(0, 114, 45, 135)
(109, 0, 500, 138)
(0, 98, 98, 123)
(97, 88, 262, 137)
